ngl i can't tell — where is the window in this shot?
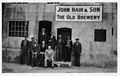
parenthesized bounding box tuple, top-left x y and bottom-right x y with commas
(9, 21, 29, 37)
(94, 29, 106, 42)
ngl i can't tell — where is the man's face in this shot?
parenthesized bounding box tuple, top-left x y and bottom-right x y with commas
(42, 41, 45, 44)
(48, 46, 51, 50)
(31, 39, 34, 41)
(34, 39, 37, 43)
(25, 37, 27, 40)
(76, 40, 79, 42)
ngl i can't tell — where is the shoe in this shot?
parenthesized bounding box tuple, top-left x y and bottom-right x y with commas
(44, 66, 47, 68)
(51, 66, 54, 68)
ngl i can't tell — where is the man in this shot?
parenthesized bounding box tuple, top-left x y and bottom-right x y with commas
(27, 37, 34, 65)
(48, 32, 56, 50)
(31, 39, 40, 67)
(38, 41, 47, 67)
(39, 28, 48, 45)
(64, 36, 73, 62)
(20, 36, 29, 64)
(56, 35, 64, 61)
(72, 38, 82, 67)
(44, 46, 54, 68)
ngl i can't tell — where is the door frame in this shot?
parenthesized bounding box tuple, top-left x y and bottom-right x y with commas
(57, 27, 72, 40)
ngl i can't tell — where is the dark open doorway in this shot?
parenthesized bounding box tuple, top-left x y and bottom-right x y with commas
(38, 21, 52, 44)
(57, 28, 72, 41)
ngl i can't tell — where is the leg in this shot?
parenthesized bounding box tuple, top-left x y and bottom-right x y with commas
(76, 55, 80, 67)
(74, 54, 77, 67)
(51, 58, 54, 67)
(44, 58, 47, 67)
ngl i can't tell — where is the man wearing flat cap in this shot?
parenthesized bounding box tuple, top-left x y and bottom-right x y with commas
(31, 39, 40, 67)
(39, 28, 48, 45)
(72, 38, 82, 67)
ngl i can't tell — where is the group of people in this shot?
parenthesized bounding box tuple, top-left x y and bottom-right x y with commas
(20, 28, 82, 68)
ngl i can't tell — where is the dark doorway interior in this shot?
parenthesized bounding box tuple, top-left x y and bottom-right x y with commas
(57, 28, 72, 42)
(38, 21, 52, 44)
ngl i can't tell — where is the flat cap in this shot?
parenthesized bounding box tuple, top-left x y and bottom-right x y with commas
(75, 38, 79, 40)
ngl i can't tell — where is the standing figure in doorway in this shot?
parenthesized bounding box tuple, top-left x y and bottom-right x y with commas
(72, 38, 82, 67)
(48, 32, 56, 50)
(39, 28, 48, 45)
(56, 35, 64, 61)
(64, 36, 73, 62)
(20, 36, 29, 64)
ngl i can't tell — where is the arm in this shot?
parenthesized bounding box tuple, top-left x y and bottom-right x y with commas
(79, 43, 82, 54)
(51, 50, 54, 58)
(45, 50, 48, 58)
(21, 40, 23, 49)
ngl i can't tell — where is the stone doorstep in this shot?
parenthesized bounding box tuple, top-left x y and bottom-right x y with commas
(54, 62, 71, 67)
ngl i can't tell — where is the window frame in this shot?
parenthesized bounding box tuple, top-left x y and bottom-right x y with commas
(8, 20, 29, 37)
(94, 29, 107, 42)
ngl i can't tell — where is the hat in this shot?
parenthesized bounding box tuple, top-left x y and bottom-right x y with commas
(75, 38, 79, 40)
(24, 36, 28, 38)
(59, 35, 62, 37)
(42, 28, 46, 30)
(31, 37, 35, 39)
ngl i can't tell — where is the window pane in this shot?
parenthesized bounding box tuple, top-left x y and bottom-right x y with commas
(14, 32, 17, 37)
(19, 32, 21, 37)
(26, 27, 28, 31)
(23, 21, 25, 26)
(9, 32, 11, 37)
(22, 32, 24, 37)
(11, 32, 14, 37)
(19, 26, 21, 31)
(12, 27, 15, 31)
(9, 25, 12, 31)
(94, 29, 106, 42)
(16, 26, 19, 31)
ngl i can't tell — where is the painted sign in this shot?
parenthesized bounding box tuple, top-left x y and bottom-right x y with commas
(56, 6, 102, 21)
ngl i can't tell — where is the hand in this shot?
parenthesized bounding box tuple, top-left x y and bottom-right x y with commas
(40, 52, 44, 54)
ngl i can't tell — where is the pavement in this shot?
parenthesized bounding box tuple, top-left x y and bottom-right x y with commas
(2, 62, 117, 73)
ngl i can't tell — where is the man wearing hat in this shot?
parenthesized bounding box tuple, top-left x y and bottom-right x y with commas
(27, 37, 35, 65)
(72, 38, 82, 67)
(31, 39, 40, 67)
(20, 36, 30, 64)
(56, 35, 64, 61)
(39, 28, 48, 45)
(48, 32, 56, 50)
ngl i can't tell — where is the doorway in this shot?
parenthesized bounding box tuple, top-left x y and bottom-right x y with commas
(38, 21, 52, 44)
(57, 28, 72, 41)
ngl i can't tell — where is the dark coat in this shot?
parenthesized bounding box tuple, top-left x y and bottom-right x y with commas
(20, 39, 29, 64)
(31, 43, 40, 56)
(72, 42, 82, 67)
(39, 33, 48, 44)
(48, 35, 56, 49)
(40, 44, 47, 52)
(31, 43, 40, 67)
(73, 42, 82, 54)
(63, 40, 73, 61)
(21, 39, 29, 54)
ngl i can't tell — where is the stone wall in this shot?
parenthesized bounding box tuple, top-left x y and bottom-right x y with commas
(2, 3, 117, 67)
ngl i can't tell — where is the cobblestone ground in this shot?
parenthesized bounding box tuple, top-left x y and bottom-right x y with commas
(2, 63, 117, 73)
